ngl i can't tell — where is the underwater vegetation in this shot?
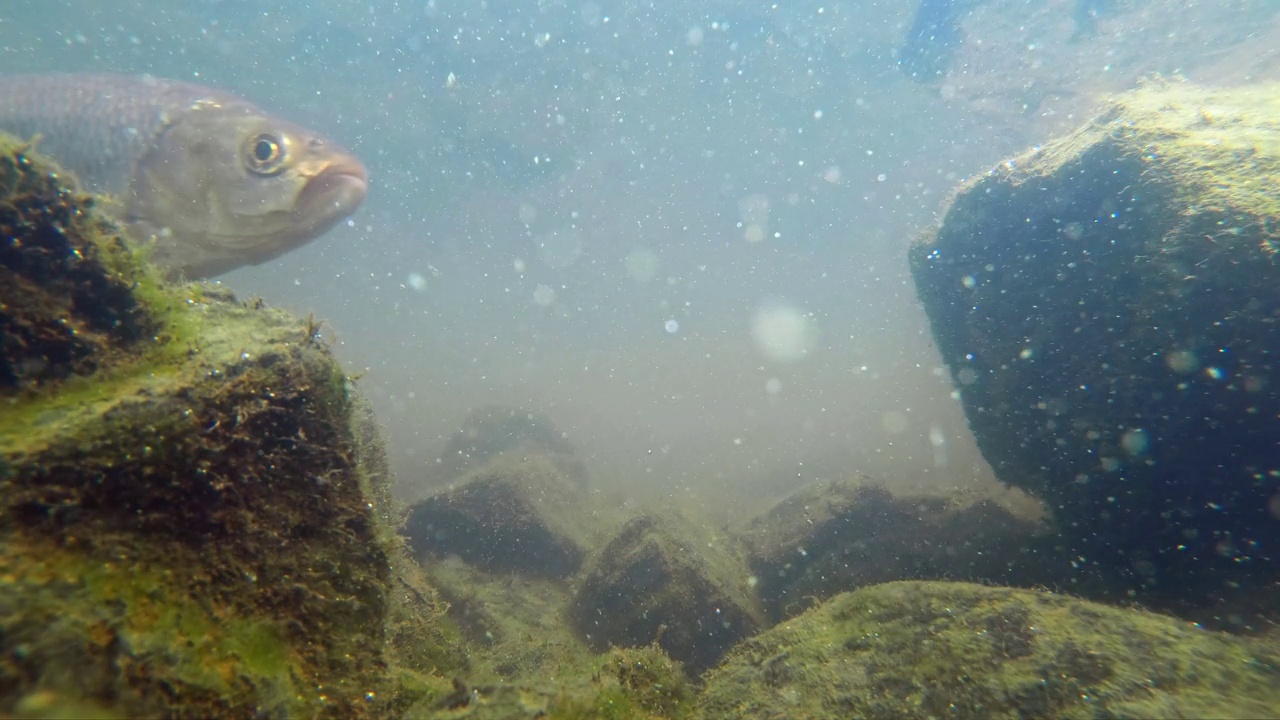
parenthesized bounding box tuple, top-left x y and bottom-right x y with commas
(0, 130, 399, 718)
(699, 580, 1280, 719)
(569, 511, 765, 678)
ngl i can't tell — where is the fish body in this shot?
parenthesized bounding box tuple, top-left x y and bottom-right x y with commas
(898, 0, 966, 81)
(0, 73, 367, 278)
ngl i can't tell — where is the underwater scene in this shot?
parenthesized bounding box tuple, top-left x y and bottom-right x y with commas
(2, 0, 1280, 717)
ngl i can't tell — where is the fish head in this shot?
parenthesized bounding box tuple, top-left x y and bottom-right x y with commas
(129, 98, 368, 279)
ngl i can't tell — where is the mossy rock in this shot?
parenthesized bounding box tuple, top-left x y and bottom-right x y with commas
(600, 645, 692, 717)
(398, 646, 692, 720)
(349, 396, 472, 705)
(908, 80, 1280, 619)
(0, 135, 456, 717)
(742, 478, 1050, 620)
(403, 454, 602, 579)
(420, 404, 590, 494)
(392, 564, 698, 719)
(420, 553, 595, 686)
(699, 580, 1280, 719)
(569, 511, 764, 677)
(412, 536, 694, 718)
(0, 134, 155, 392)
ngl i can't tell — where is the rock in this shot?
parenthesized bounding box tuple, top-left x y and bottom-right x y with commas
(0, 133, 694, 720)
(400, 645, 692, 720)
(699, 580, 1280, 720)
(396, 556, 695, 718)
(0, 139, 154, 391)
(908, 81, 1280, 620)
(426, 404, 589, 491)
(420, 554, 590, 681)
(743, 477, 1050, 620)
(402, 454, 598, 579)
(0, 134, 456, 718)
(350, 397, 471, 689)
(602, 645, 692, 717)
(568, 511, 765, 676)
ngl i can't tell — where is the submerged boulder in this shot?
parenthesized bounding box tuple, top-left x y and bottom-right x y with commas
(426, 404, 590, 491)
(402, 454, 599, 579)
(909, 81, 1280, 620)
(0, 143, 153, 391)
(0, 135, 456, 718)
(568, 511, 765, 677)
(699, 580, 1280, 719)
(743, 477, 1050, 620)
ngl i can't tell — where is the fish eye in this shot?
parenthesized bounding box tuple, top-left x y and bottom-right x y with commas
(245, 133, 286, 174)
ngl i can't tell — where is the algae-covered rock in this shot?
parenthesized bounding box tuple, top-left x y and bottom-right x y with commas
(743, 477, 1050, 620)
(569, 511, 764, 677)
(350, 396, 471, 705)
(411, 531, 696, 718)
(423, 404, 590, 493)
(0, 136, 154, 391)
(699, 580, 1280, 720)
(402, 454, 599, 579)
(908, 80, 1280, 618)
(395, 561, 697, 719)
(420, 553, 595, 685)
(0, 134, 454, 718)
(601, 645, 692, 717)
(398, 646, 692, 720)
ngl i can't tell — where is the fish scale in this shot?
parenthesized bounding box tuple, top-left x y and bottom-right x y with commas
(0, 74, 223, 193)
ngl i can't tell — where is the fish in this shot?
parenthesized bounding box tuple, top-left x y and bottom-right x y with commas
(898, 0, 966, 82)
(0, 73, 367, 279)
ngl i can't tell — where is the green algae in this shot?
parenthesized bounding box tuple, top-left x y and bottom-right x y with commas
(1016, 79, 1280, 261)
(740, 478, 1051, 623)
(568, 508, 764, 678)
(410, 505, 699, 719)
(1097, 79, 1280, 243)
(1, 128, 709, 720)
(907, 80, 1280, 622)
(404, 453, 611, 580)
(395, 642, 694, 720)
(698, 581, 1280, 719)
(1, 538, 299, 717)
(422, 553, 597, 685)
(0, 308, 387, 716)
(0, 128, 207, 447)
(0, 286, 205, 454)
(598, 645, 693, 718)
(0, 136, 418, 718)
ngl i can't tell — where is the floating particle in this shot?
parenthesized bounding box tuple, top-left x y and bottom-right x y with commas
(533, 284, 556, 306)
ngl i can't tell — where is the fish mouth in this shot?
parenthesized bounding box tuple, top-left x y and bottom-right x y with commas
(295, 156, 369, 230)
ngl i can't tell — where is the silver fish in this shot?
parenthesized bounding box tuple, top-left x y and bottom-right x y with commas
(0, 73, 368, 279)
